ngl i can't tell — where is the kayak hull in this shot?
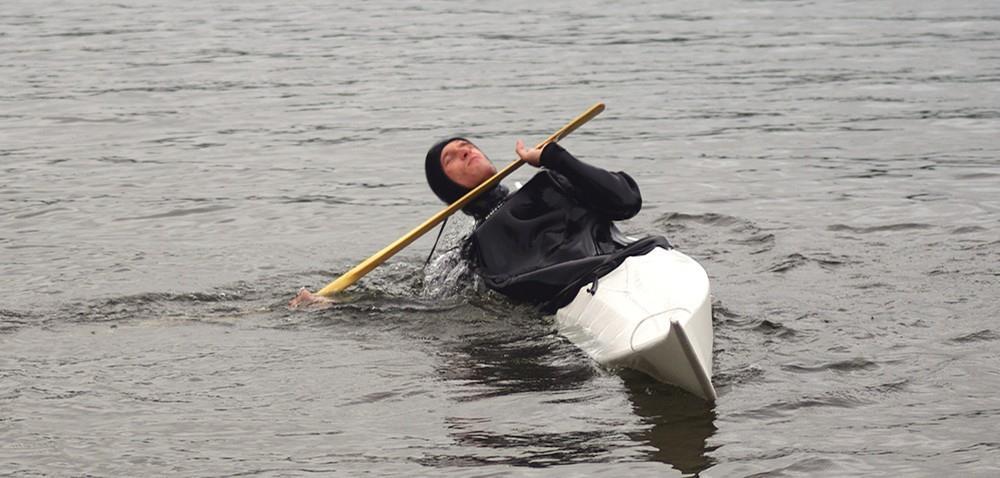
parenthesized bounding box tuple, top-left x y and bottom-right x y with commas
(554, 247, 716, 401)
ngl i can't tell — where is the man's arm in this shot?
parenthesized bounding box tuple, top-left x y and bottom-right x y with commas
(524, 142, 641, 220)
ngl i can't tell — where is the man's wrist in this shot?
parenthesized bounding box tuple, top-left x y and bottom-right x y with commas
(539, 143, 565, 169)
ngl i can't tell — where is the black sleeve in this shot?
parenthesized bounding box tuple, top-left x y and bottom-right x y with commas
(540, 142, 642, 220)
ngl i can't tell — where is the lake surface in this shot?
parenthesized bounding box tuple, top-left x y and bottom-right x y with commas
(2, 0, 998, 476)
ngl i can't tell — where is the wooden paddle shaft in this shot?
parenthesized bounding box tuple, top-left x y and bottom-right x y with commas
(316, 102, 606, 297)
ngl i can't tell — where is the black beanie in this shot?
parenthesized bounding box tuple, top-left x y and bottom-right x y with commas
(425, 137, 471, 204)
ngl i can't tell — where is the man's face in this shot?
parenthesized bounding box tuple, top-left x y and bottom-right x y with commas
(440, 139, 497, 189)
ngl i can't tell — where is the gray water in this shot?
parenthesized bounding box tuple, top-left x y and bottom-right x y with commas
(2, 0, 999, 476)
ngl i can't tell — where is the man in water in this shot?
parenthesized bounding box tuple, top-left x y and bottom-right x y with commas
(291, 138, 668, 309)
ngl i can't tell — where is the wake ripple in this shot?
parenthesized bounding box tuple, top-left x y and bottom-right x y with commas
(782, 358, 880, 374)
(654, 212, 776, 255)
(827, 223, 935, 234)
(948, 329, 999, 344)
(765, 252, 849, 273)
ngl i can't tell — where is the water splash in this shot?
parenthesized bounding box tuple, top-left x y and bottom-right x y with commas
(419, 215, 478, 300)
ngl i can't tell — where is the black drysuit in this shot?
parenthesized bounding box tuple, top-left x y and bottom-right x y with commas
(464, 143, 672, 312)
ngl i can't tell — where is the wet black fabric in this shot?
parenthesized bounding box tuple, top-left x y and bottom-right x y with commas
(464, 143, 672, 312)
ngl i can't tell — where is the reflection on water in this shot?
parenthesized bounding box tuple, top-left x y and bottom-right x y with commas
(430, 310, 717, 472)
(423, 425, 624, 468)
(622, 370, 718, 474)
(436, 330, 598, 401)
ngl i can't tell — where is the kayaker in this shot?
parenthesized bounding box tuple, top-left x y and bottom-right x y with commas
(422, 137, 670, 311)
(290, 138, 669, 309)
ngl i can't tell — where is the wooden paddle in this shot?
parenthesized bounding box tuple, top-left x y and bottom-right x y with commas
(313, 102, 606, 297)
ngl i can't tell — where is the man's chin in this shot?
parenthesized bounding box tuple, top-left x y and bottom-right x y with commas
(478, 171, 498, 186)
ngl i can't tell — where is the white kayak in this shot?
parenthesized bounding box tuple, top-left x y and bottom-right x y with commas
(553, 247, 717, 401)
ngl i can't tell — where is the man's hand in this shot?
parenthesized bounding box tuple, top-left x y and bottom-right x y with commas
(515, 139, 543, 167)
(289, 287, 335, 309)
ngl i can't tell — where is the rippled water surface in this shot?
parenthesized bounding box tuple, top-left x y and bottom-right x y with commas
(2, 0, 999, 476)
